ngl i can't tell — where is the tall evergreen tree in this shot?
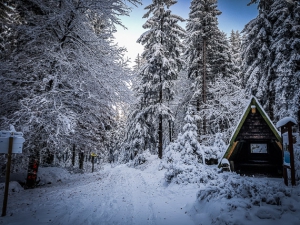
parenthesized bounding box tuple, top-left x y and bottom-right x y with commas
(185, 0, 221, 135)
(242, 0, 300, 121)
(269, 0, 300, 120)
(241, 0, 273, 116)
(229, 30, 242, 84)
(185, 0, 237, 138)
(132, 53, 145, 73)
(163, 106, 205, 184)
(127, 0, 185, 159)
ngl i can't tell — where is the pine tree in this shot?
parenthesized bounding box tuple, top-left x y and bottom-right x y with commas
(210, 31, 236, 81)
(242, 0, 300, 121)
(229, 30, 242, 85)
(269, 0, 300, 120)
(185, 0, 238, 137)
(132, 53, 146, 73)
(185, 0, 221, 135)
(128, 0, 185, 159)
(162, 106, 207, 184)
(241, 0, 273, 116)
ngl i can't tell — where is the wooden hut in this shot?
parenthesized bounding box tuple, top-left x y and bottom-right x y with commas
(219, 97, 282, 177)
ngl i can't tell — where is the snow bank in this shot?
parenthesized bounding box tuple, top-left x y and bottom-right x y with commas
(0, 181, 23, 193)
(37, 166, 72, 185)
(191, 173, 300, 225)
(197, 174, 291, 206)
(127, 150, 158, 169)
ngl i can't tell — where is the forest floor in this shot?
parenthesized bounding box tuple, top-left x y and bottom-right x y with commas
(1, 155, 300, 225)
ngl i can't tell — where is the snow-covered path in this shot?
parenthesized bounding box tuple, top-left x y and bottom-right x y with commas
(1, 156, 300, 225)
(0, 157, 197, 225)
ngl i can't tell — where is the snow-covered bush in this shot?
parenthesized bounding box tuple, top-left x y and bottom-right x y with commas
(127, 150, 152, 168)
(197, 174, 291, 206)
(202, 132, 227, 164)
(164, 161, 218, 184)
(161, 106, 218, 184)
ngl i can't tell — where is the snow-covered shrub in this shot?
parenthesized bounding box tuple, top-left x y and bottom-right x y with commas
(127, 150, 152, 168)
(162, 106, 218, 184)
(164, 156, 217, 184)
(197, 174, 291, 206)
(202, 133, 227, 164)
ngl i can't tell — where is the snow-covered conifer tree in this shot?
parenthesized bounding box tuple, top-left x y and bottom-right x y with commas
(242, 0, 300, 121)
(210, 31, 236, 81)
(162, 106, 217, 184)
(241, 0, 273, 116)
(185, 0, 221, 119)
(126, 0, 185, 159)
(185, 0, 222, 135)
(185, 0, 238, 141)
(229, 30, 242, 84)
(269, 0, 300, 120)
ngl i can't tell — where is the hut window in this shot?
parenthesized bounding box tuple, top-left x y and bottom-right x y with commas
(250, 143, 267, 153)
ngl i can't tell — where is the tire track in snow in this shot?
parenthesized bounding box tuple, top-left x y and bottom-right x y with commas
(124, 170, 157, 225)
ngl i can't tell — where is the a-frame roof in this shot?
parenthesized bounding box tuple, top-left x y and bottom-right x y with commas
(220, 96, 281, 162)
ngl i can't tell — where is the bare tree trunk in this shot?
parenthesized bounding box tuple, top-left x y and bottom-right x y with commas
(202, 39, 207, 134)
(169, 120, 172, 142)
(79, 151, 84, 170)
(158, 115, 163, 159)
(137, 53, 140, 70)
(158, 6, 164, 159)
(72, 144, 75, 166)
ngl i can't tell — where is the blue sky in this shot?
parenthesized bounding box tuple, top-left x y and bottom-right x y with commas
(114, 0, 258, 67)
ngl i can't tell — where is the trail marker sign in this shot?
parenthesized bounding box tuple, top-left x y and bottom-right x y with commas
(1, 131, 25, 217)
(0, 131, 24, 153)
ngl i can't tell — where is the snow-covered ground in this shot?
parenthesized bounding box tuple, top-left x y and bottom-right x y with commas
(1, 155, 300, 225)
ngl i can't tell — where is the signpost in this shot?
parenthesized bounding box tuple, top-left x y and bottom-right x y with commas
(91, 152, 97, 173)
(276, 118, 297, 186)
(0, 131, 25, 217)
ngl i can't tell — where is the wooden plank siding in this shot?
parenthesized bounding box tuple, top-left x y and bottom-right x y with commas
(236, 111, 275, 141)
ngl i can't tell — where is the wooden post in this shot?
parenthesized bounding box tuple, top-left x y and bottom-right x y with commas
(283, 167, 288, 186)
(92, 156, 95, 173)
(2, 137, 13, 217)
(202, 39, 207, 135)
(169, 120, 172, 142)
(281, 127, 288, 185)
(158, 115, 163, 159)
(287, 123, 296, 186)
(72, 144, 75, 166)
(79, 151, 84, 170)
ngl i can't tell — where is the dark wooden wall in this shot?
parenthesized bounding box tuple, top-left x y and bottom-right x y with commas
(230, 111, 282, 176)
(236, 112, 275, 141)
